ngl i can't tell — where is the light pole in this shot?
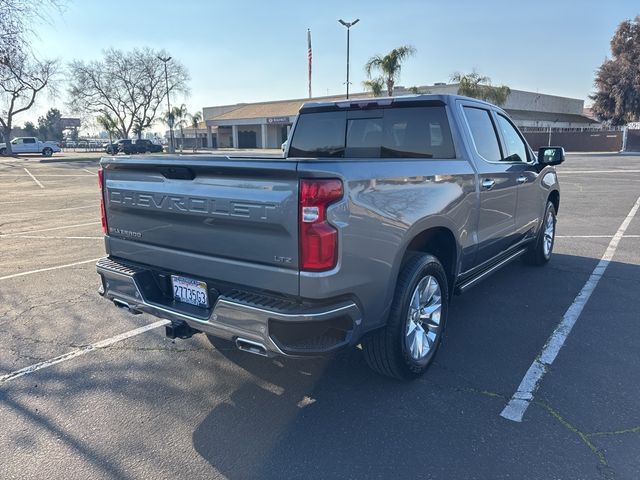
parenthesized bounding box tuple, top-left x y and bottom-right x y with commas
(157, 55, 175, 153)
(338, 18, 359, 99)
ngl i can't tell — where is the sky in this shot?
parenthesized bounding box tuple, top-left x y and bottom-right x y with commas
(20, 0, 640, 132)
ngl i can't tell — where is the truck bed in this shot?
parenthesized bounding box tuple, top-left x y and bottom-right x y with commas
(101, 155, 301, 296)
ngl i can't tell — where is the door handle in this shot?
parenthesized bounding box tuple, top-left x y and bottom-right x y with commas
(517, 175, 527, 184)
(481, 178, 495, 190)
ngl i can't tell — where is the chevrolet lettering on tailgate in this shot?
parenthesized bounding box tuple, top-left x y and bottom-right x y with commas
(108, 189, 277, 221)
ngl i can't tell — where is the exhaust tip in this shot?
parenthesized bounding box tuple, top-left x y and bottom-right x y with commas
(113, 298, 142, 315)
(235, 338, 268, 357)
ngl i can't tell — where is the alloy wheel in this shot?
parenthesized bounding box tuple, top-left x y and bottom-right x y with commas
(405, 275, 442, 361)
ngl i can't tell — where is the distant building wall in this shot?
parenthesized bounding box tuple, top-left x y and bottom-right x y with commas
(396, 84, 584, 115)
(626, 130, 640, 152)
(523, 131, 623, 152)
(202, 104, 243, 121)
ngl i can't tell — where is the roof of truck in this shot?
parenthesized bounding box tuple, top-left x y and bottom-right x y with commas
(299, 94, 495, 113)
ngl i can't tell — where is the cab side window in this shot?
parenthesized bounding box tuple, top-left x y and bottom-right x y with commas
(496, 114, 528, 163)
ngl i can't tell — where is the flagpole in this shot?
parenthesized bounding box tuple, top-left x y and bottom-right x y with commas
(307, 29, 312, 99)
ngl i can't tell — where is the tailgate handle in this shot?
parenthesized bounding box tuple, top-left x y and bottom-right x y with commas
(158, 166, 195, 180)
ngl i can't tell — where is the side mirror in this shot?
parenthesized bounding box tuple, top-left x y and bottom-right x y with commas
(537, 146, 565, 166)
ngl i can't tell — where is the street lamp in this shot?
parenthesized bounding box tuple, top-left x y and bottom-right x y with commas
(157, 55, 175, 153)
(338, 18, 359, 99)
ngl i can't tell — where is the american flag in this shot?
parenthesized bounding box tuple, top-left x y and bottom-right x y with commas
(307, 29, 312, 98)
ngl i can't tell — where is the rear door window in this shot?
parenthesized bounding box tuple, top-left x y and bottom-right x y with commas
(462, 107, 502, 162)
(381, 107, 455, 158)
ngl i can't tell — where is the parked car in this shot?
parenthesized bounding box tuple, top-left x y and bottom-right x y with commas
(115, 139, 163, 155)
(132, 139, 163, 154)
(96, 94, 564, 379)
(0, 137, 61, 156)
(105, 139, 129, 155)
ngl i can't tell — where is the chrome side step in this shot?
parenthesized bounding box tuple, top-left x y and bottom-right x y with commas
(455, 248, 527, 294)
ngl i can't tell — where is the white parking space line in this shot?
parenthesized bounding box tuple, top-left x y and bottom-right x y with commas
(0, 320, 170, 384)
(0, 235, 103, 240)
(82, 168, 98, 176)
(559, 169, 640, 174)
(0, 205, 98, 216)
(0, 174, 98, 177)
(0, 257, 103, 281)
(501, 195, 640, 422)
(23, 168, 44, 188)
(556, 234, 640, 238)
(2, 221, 100, 235)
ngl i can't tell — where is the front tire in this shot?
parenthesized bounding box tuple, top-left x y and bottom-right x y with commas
(42, 147, 53, 157)
(524, 201, 556, 266)
(363, 254, 448, 380)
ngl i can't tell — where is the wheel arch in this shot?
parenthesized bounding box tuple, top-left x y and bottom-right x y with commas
(398, 225, 459, 295)
(548, 189, 560, 214)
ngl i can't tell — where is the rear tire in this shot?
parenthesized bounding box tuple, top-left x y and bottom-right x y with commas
(363, 253, 449, 380)
(0, 148, 6, 156)
(42, 147, 53, 157)
(523, 201, 556, 266)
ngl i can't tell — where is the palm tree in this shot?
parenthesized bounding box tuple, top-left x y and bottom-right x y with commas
(189, 111, 202, 152)
(365, 45, 416, 97)
(96, 113, 118, 150)
(166, 104, 188, 152)
(362, 78, 385, 97)
(451, 71, 511, 106)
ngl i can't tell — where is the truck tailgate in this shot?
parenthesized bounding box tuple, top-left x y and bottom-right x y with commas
(101, 156, 299, 295)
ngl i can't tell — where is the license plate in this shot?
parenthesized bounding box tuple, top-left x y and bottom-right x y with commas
(171, 275, 209, 308)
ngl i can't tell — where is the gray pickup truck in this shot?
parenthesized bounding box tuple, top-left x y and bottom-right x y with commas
(96, 94, 564, 379)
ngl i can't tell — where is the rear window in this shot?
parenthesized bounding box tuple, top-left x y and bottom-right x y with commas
(289, 106, 455, 159)
(288, 111, 346, 157)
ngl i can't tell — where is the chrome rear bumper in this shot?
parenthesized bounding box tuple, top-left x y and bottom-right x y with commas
(96, 257, 361, 357)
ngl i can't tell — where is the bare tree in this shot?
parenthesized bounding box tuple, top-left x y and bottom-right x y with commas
(0, 53, 58, 153)
(0, 0, 63, 148)
(68, 48, 189, 138)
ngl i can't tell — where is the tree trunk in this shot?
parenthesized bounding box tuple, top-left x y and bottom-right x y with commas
(193, 127, 198, 152)
(387, 78, 394, 97)
(2, 126, 13, 154)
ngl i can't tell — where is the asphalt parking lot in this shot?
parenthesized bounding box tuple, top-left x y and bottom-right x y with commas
(0, 153, 638, 479)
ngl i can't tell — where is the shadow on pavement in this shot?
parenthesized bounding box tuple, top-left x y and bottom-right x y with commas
(191, 253, 639, 478)
(0, 253, 637, 478)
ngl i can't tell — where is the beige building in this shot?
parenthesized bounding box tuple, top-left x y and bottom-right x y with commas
(192, 84, 598, 149)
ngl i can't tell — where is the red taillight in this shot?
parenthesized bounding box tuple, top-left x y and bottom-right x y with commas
(97, 168, 108, 235)
(299, 179, 343, 271)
